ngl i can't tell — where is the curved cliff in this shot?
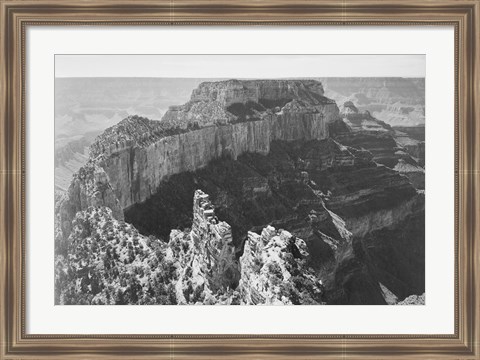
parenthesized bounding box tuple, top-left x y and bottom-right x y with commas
(55, 79, 425, 306)
(63, 80, 340, 220)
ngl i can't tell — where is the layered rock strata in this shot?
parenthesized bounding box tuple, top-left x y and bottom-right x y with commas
(122, 134, 424, 304)
(56, 79, 425, 305)
(59, 80, 341, 232)
(331, 101, 425, 189)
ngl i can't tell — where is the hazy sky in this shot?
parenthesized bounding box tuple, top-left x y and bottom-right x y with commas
(55, 54, 425, 78)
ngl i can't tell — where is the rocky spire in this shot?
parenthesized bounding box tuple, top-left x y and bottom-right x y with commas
(191, 190, 239, 291)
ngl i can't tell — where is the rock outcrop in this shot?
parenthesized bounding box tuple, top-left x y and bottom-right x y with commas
(331, 101, 425, 189)
(239, 226, 324, 304)
(190, 190, 239, 290)
(396, 293, 425, 305)
(58, 80, 341, 239)
(57, 160, 124, 240)
(55, 131, 99, 192)
(55, 190, 323, 305)
(394, 128, 425, 167)
(121, 134, 424, 304)
(190, 79, 328, 107)
(55, 79, 425, 305)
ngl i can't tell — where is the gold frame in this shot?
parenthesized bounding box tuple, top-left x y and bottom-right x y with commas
(1, 0, 479, 358)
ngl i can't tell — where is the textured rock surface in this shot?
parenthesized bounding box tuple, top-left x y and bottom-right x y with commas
(190, 79, 328, 107)
(324, 212, 425, 305)
(394, 128, 425, 167)
(124, 138, 365, 246)
(123, 135, 424, 304)
(396, 293, 425, 305)
(331, 101, 425, 190)
(55, 131, 100, 191)
(58, 80, 341, 240)
(79, 80, 340, 212)
(190, 190, 239, 290)
(55, 191, 323, 305)
(55, 79, 425, 305)
(57, 160, 124, 240)
(239, 226, 324, 304)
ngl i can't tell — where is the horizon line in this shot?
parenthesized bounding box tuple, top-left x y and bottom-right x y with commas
(54, 76, 425, 79)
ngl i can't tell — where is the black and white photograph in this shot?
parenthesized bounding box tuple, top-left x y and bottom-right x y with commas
(54, 55, 425, 306)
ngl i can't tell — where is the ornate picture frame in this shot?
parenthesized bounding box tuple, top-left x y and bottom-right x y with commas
(1, 0, 478, 358)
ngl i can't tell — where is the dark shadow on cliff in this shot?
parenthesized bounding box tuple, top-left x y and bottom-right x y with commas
(124, 139, 425, 304)
(324, 212, 425, 304)
(124, 143, 311, 248)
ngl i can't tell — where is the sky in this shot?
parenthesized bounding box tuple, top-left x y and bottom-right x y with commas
(55, 54, 425, 78)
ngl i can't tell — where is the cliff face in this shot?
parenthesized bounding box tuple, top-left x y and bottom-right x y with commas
(121, 134, 424, 304)
(63, 80, 340, 217)
(331, 101, 425, 189)
(190, 79, 328, 107)
(55, 131, 99, 192)
(56, 79, 425, 305)
(103, 112, 336, 210)
(57, 160, 124, 240)
(190, 190, 239, 291)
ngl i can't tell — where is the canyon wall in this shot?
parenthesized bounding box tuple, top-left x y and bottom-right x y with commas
(55, 79, 425, 305)
(102, 111, 335, 210)
(190, 79, 327, 107)
(87, 80, 340, 211)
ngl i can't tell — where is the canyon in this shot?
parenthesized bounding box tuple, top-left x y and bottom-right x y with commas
(55, 79, 425, 305)
(320, 77, 425, 127)
(55, 77, 425, 193)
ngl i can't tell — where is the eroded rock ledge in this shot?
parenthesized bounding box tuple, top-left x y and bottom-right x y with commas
(55, 189, 323, 305)
(55, 79, 425, 305)
(58, 80, 341, 237)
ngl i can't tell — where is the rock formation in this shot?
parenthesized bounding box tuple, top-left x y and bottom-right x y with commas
(331, 101, 425, 189)
(58, 80, 341, 238)
(190, 190, 239, 290)
(55, 78, 425, 305)
(55, 190, 322, 305)
(394, 128, 425, 167)
(57, 160, 124, 240)
(55, 131, 99, 191)
(396, 293, 425, 305)
(239, 226, 324, 305)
